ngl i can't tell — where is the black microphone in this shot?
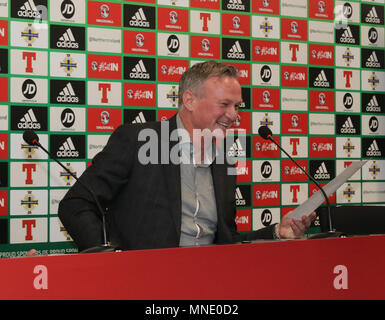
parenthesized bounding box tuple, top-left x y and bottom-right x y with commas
(23, 129, 118, 253)
(258, 125, 273, 140)
(23, 129, 40, 146)
(258, 126, 345, 239)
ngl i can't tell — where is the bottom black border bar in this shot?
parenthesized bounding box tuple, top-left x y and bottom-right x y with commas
(1, 300, 383, 318)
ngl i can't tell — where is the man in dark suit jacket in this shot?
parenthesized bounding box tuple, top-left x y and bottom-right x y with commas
(58, 61, 315, 252)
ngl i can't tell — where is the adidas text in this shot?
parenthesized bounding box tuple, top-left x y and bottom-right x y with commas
(313, 80, 330, 87)
(56, 150, 79, 157)
(366, 105, 380, 112)
(227, 3, 245, 10)
(314, 173, 330, 180)
(227, 149, 246, 157)
(340, 127, 356, 134)
(227, 52, 245, 59)
(18, 122, 40, 130)
(18, 10, 40, 18)
(56, 41, 79, 49)
(365, 17, 380, 24)
(57, 95, 79, 103)
(339, 36, 355, 44)
(129, 20, 150, 28)
(367, 150, 381, 157)
(366, 61, 381, 68)
(129, 72, 150, 79)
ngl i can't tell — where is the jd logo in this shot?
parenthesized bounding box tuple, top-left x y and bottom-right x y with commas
(368, 27, 378, 44)
(342, 3, 352, 18)
(260, 65, 272, 82)
(167, 35, 179, 53)
(61, 108, 75, 128)
(261, 209, 272, 227)
(369, 116, 379, 133)
(61, 0, 75, 19)
(22, 79, 37, 99)
(343, 93, 353, 109)
(261, 161, 272, 179)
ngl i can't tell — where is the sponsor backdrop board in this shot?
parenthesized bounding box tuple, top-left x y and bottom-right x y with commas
(0, 0, 384, 257)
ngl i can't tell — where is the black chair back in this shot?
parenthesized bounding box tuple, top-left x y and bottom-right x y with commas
(317, 206, 385, 235)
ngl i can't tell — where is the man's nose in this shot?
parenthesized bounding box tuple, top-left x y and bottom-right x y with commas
(226, 105, 238, 121)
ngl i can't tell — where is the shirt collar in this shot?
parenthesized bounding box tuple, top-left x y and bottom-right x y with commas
(176, 113, 217, 167)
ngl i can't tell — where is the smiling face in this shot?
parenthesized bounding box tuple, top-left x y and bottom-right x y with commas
(180, 75, 242, 138)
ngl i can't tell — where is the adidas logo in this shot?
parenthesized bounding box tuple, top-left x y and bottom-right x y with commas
(18, 108, 41, 130)
(313, 70, 330, 87)
(227, 0, 245, 11)
(56, 28, 79, 49)
(235, 187, 246, 206)
(227, 41, 245, 59)
(314, 162, 330, 180)
(366, 51, 381, 68)
(57, 82, 79, 103)
(365, 7, 380, 24)
(57, 137, 79, 158)
(132, 112, 147, 124)
(129, 8, 150, 28)
(18, 0, 41, 18)
(339, 26, 357, 44)
(228, 138, 246, 157)
(341, 116, 356, 134)
(365, 95, 380, 112)
(129, 60, 150, 79)
(366, 140, 382, 157)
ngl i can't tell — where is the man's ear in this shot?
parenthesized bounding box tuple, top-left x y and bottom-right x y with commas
(182, 90, 195, 111)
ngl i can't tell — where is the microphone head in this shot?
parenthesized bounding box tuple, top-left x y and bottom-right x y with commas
(258, 126, 272, 140)
(23, 130, 39, 145)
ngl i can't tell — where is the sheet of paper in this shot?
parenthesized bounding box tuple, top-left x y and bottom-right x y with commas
(286, 160, 368, 220)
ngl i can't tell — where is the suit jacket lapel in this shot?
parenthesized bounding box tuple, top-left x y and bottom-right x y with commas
(211, 161, 227, 233)
(161, 115, 182, 238)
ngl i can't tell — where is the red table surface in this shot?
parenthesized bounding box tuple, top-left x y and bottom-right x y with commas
(0, 235, 384, 300)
